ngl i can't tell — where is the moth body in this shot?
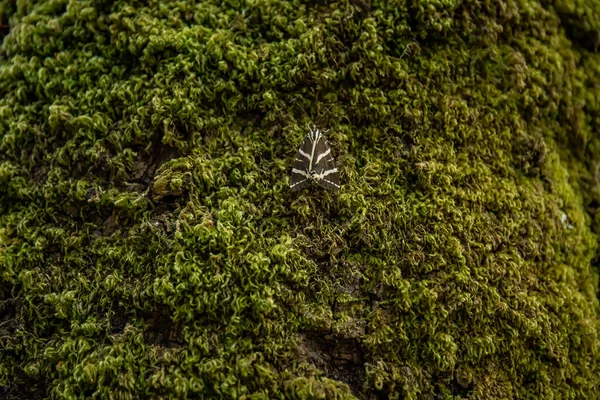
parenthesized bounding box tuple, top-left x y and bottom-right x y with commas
(290, 126, 340, 192)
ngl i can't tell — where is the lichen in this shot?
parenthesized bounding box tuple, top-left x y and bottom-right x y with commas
(1, 0, 600, 398)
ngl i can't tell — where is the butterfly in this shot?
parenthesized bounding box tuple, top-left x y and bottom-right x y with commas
(290, 126, 340, 192)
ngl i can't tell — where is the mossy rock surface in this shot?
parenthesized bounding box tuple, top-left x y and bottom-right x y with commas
(1, 0, 600, 398)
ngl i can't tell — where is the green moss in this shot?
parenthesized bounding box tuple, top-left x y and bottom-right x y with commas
(1, 0, 600, 398)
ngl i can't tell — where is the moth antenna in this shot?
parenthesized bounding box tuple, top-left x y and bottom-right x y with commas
(315, 103, 334, 128)
(293, 98, 312, 124)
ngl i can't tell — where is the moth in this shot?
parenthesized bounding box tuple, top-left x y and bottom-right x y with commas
(290, 126, 340, 192)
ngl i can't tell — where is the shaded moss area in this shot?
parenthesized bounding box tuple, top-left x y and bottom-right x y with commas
(1, 0, 600, 398)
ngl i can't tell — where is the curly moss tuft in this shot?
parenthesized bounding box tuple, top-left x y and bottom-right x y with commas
(1, 0, 600, 398)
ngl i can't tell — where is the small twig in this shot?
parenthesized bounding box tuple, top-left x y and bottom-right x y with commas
(399, 41, 418, 60)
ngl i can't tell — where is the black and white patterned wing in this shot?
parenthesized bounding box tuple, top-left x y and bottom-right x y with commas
(290, 133, 312, 192)
(312, 134, 340, 192)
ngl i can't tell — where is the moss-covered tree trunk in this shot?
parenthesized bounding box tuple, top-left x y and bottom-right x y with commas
(1, 0, 600, 398)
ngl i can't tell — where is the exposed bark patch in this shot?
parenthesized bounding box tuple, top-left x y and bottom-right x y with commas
(0, 298, 18, 337)
(0, 379, 47, 400)
(558, 14, 600, 52)
(137, 142, 181, 190)
(0, 362, 47, 400)
(110, 303, 184, 348)
(452, 366, 477, 396)
(142, 305, 184, 348)
(0, 0, 12, 47)
(102, 213, 121, 236)
(297, 330, 366, 397)
(109, 301, 128, 335)
(0, 24, 8, 41)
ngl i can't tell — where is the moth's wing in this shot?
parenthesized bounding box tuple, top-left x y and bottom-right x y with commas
(290, 134, 313, 192)
(313, 136, 340, 192)
(290, 170, 311, 192)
